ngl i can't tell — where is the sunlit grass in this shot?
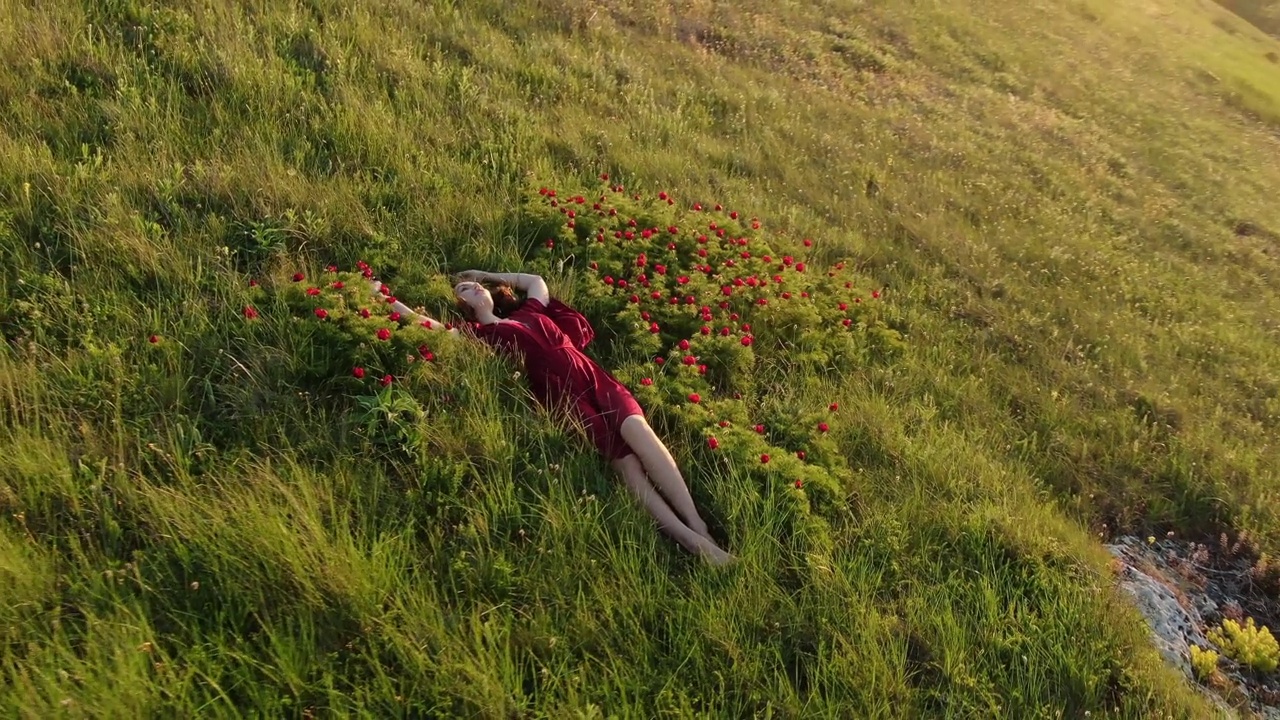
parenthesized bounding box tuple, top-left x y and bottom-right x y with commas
(2, 0, 1279, 715)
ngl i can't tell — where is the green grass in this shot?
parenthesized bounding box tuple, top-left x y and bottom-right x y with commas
(2, 0, 1280, 716)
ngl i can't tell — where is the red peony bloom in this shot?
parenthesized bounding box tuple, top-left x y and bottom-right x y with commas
(796, 450, 806, 460)
(829, 403, 839, 411)
(649, 322, 660, 333)
(306, 287, 321, 296)
(421, 319, 433, 329)
(757, 298, 767, 306)
(248, 279, 259, 287)
(641, 311, 651, 320)
(720, 327, 731, 336)
(618, 279, 628, 289)
(679, 339, 690, 350)
(698, 364, 708, 375)
(377, 328, 391, 341)
(381, 374, 393, 387)
(719, 420, 730, 427)
(782, 292, 791, 299)
(243, 306, 259, 319)
(817, 422, 830, 433)
(707, 436, 720, 449)
(655, 357, 664, 365)
(729, 211, 739, 219)
(630, 294, 640, 304)
(688, 393, 701, 403)
(842, 318, 852, 327)
(314, 308, 328, 319)
(353, 367, 366, 379)
(360, 308, 371, 318)
(701, 326, 711, 335)
(795, 262, 806, 272)
(668, 225, 678, 235)
(795, 479, 804, 488)
(292, 272, 305, 282)
(658, 191, 668, 200)
(604, 276, 615, 285)
(760, 453, 770, 464)
(741, 336, 753, 346)
(872, 290, 881, 299)
(693, 203, 702, 211)
(714, 203, 723, 211)
(590, 261, 599, 270)
(332, 281, 345, 290)
(641, 377, 653, 386)
(803, 238, 812, 247)
(148, 334, 160, 344)
(839, 302, 848, 311)
(754, 424, 765, 433)
(683, 355, 696, 365)
(545, 239, 555, 248)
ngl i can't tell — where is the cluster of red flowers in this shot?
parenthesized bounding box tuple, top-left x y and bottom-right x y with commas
(530, 181, 885, 490)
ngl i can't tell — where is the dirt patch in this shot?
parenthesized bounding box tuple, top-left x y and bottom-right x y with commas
(1107, 535, 1280, 717)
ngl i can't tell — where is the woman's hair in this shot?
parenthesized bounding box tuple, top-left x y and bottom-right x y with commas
(456, 282, 524, 322)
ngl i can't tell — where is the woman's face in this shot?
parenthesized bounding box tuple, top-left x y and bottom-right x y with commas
(454, 281, 494, 316)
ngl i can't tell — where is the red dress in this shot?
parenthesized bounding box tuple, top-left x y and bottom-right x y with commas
(471, 297, 644, 460)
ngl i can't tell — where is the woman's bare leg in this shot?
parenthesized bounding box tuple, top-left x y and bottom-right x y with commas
(611, 454, 732, 565)
(618, 414, 712, 539)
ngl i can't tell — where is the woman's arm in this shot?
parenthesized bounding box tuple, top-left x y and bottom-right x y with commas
(370, 280, 458, 335)
(459, 270, 550, 305)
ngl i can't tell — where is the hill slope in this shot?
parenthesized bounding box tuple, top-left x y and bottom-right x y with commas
(2, 0, 1279, 716)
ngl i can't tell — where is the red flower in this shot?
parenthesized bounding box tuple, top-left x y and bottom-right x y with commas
(842, 318, 852, 327)
(742, 323, 751, 331)
(679, 339, 690, 350)
(377, 328, 391, 341)
(243, 306, 259, 319)
(332, 281, 345, 290)
(714, 203, 723, 211)
(618, 279, 628, 289)
(783, 256, 793, 266)
(698, 364, 708, 375)
(649, 323, 660, 333)
(650, 291, 661, 300)
(730, 313, 740, 321)
(629, 294, 640, 304)
(760, 453, 770, 464)
(817, 422, 830, 433)
(872, 290, 881, 299)
(148, 334, 160, 344)
(677, 275, 690, 285)
(729, 211, 739, 219)
(751, 219, 761, 229)
(796, 450, 806, 460)
(604, 276, 615, 285)
(700, 326, 711, 335)
(803, 238, 812, 247)
(326, 264, 338, 273)
(421, 319, 434, 329)
(721, 286, 733, 296)
(829, 403, 839, 411)
(720, 327, 731, 336)
(668, 225, 678, 235)
(314, 308, 328, 319)
(360, 308, 371, 318)
(741, 336, 753, 347)
(589, 261, 599, 270)
(292, 272, 305, 282)
(641, 377, 653, 386)
(385, 297, 397, 305)
(306, 287, 321, 296)
(683, 355, 696, 365)
(545, 239, 555, 248)
(719, 420, 730, 427)
(353, 367, 366, 379)
(756, 298, 767, 306)
(248, 279, 259, 287)
(707, 436, 719, 449)
(795, 479, 804, 488)
(795, 262, 806, 272)
(658, 191, 668, 200)
(839, 302, 848, 311)
(781, 292, 791, 299)
(688, 393, 701, 404)
(600, 172, 609, 180)
(698, 248, 707, 257)
(655, 357, 665, 365)
(381, 374, 394, 387)
(641, 311, 651, 321)
(693, 203, 702, 211)
(754, 424, 765, 433)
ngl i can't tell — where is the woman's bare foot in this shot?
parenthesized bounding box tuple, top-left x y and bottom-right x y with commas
(700, 544, 736, 566)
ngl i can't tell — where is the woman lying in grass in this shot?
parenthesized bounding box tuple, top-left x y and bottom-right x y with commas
(370, 270, 734, 566)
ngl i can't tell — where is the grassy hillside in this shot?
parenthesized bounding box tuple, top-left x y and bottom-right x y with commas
(2, 0, 1279, 716)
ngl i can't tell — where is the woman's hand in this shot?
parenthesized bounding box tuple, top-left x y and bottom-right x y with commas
(454, 269, 488, 283)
